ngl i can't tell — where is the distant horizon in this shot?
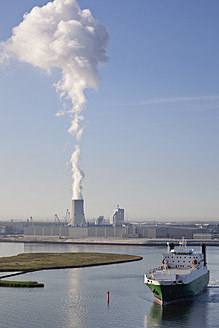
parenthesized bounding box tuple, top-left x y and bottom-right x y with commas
(0, 216, 218, 223)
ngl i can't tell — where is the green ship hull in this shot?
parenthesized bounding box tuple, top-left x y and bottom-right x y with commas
(146, 270, 209, 305)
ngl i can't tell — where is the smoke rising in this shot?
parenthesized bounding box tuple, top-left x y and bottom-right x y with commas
(0, 0, 109, 200)
(70, 144, 84, 199)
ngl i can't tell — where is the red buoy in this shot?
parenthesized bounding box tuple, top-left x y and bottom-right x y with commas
(107, 290, 110, 304)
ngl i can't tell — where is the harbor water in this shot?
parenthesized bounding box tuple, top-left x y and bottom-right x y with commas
(0, 242, 218, 328)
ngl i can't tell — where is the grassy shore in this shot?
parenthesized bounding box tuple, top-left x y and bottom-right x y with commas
(0, 252, 142, 271)
(0, 280, 44, 288)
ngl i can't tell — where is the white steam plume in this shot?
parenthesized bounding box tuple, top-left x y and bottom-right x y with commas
(0, 0, 109, 200)
(70, 144, 84, 199)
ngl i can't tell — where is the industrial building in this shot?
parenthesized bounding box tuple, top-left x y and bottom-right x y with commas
(9, 202, 217, 241)
(110, 205, 124, 226)
(95, 216, 104, 225)
(24, 226, 125, 238)
(24, 224, 208, 239)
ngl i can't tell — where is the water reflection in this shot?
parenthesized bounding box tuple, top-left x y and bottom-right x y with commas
(60, 268, 88, 328)
(145, 302, 162, 327)
(24, 243, 85, 253)
(144, 291, 209, 328)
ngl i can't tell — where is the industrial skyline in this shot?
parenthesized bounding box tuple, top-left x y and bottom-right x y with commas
(0, 0, 219, 221)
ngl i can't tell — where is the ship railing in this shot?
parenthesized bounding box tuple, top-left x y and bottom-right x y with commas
(146, 265, 180, 276)
(146, 266, 163, 275)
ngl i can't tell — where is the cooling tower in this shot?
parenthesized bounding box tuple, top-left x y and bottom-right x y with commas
(69, 199, 85, 226)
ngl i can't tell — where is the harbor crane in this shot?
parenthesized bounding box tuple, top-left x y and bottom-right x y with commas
(54, 214, 63, 225)
(65, 209, 70, 224)
(30, 217, 34, 227)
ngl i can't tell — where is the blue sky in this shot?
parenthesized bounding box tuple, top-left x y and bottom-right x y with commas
(0, 0, 219, 221)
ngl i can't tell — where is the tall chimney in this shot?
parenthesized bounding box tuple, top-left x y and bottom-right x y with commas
(70, 199, 85, 227)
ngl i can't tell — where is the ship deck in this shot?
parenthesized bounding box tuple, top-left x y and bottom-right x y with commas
(162, 267, 192, 275)
(146, 266, 196, 280)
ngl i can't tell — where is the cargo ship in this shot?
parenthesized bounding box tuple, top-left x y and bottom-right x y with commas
(144, 238, 209, 305)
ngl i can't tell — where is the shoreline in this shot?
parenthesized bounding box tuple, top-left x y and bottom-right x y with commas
(1, 236, 219, 247)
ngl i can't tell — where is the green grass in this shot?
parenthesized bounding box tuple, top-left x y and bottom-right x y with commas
(0, 252, 142, 271)
(0, 280, 44, 288)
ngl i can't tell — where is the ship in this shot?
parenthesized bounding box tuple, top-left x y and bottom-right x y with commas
(144, 238, 209, 305)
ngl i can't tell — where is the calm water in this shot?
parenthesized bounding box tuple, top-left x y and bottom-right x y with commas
(0, 242, 218, 328)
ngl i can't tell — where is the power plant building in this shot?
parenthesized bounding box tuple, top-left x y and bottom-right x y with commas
(69, 199, 85, 227)
(111, 206, 124, 226)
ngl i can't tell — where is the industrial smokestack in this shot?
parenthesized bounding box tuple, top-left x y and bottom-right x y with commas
(70, 199, 85, 227)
